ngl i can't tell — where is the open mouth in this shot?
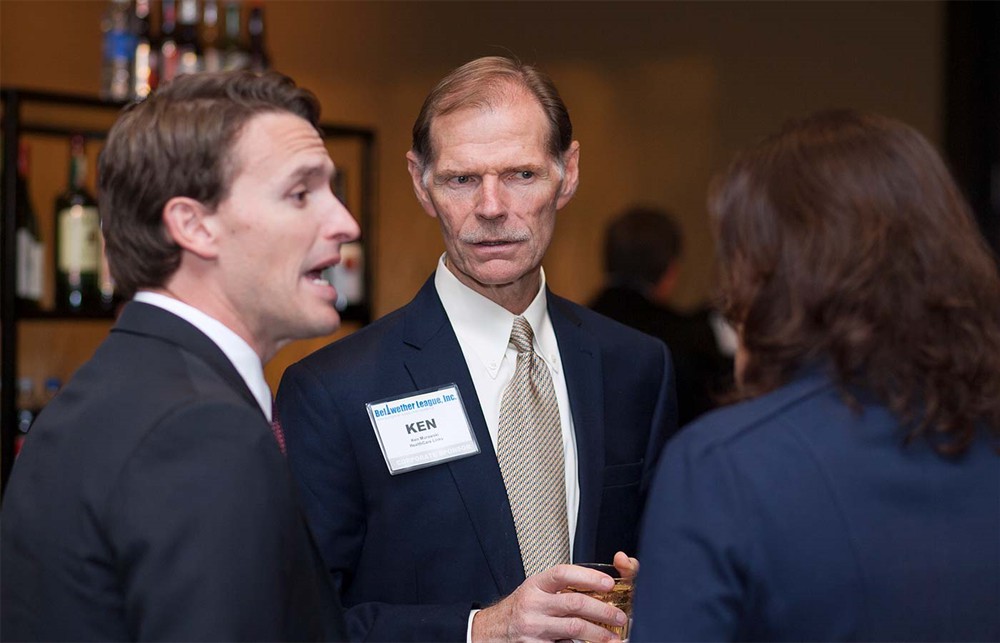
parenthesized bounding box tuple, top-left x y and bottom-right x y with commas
(306, 259, 339, 286)
(306, 269, 329, 286)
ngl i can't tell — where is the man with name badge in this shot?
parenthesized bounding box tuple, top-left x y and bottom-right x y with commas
(277, 56, 678, 642)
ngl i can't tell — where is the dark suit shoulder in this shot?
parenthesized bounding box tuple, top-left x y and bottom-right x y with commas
(671, 370, 836, 456)
(308, 304, 407, 358)
(283, 305, 415, 393)
(285, 277, 451, 386)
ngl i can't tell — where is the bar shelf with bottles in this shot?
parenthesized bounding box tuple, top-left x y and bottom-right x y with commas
(1, 83, 377, 493)
(105, 0, 270, 103)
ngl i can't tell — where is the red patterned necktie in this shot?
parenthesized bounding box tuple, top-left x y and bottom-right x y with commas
(270, 401, 287, 456)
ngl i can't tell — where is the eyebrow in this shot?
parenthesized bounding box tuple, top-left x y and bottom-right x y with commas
(433, 162, 549, 178)
(288, 161, 334, 184)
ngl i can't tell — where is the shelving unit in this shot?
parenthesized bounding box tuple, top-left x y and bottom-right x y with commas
(1, 87, 377, 493)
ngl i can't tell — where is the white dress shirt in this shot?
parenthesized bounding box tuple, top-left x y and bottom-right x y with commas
(132, 291, 273, 421)
(434, 255, 580, 547)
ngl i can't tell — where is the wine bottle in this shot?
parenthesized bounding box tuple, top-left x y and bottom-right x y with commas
(54, 136, 101, 313)
(100, 0, 136, 101)
(16, 377, 38, 435)
(247, 2, 269, 73)
(132, 0, 157, 98)
(326, 241, 365, 312)
(201, 0, 222, 72)
(15, 141, 44, 312)
(176, 0, 202, 76)
(97, 226, 118, 312)
(221, 0, 249, 71)
(159, 0, 180, 84)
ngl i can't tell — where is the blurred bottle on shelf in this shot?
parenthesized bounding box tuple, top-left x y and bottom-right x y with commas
(159, 0, 180, 85)
(103, 0, 272, 97)
(98, 228, 119, 312)
(15, 142, 44, 313)
(176, 0, 202, 76)
(15, 377, 38, 456)
(14, 377, 62, 456)
(101, 0, 137, 101)
(201, 0, 223, 72)
(54, 136, 102, 313)
(132, 0, 158, 98)
(326, 241, 364, 312)
(221, 1, 250, 71)
(42, 377, 63, 412)
(247, 1, 269, 73)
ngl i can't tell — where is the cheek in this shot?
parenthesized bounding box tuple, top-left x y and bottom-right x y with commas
(436, 207, 470, 234)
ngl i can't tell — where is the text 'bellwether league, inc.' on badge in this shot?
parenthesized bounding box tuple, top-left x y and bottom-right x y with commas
(366, 384, 481, 475)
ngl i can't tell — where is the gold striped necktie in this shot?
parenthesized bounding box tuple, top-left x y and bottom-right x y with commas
(496, 316, 570, 577)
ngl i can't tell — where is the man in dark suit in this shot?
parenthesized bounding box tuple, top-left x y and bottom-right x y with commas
(0, 71, 359, 641)
(589, 206, 735, 426)
(277, 56, 677, 642)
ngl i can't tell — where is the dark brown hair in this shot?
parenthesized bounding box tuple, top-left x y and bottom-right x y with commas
(604, 205, 684, 288)
(98, 71, 320, 298)
(410, 56, 572, 170)
(709, 109, 1000, 455)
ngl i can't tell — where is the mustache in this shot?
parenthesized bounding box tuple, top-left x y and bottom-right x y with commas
(459, 225, 531, 244)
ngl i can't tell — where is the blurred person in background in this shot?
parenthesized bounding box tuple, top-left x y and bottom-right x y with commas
(632, 109, 1000, 641)
(590, 205, 735, 426)
(1, 71, 357, 641)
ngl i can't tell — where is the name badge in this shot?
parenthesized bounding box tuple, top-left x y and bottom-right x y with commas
(366, 384, 480, 475)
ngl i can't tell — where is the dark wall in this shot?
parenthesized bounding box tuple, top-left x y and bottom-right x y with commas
(945, 1, 1000, 260)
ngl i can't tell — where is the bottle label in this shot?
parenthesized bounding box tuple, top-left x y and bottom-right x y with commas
(16, 228, 44, 300)
(58, 205, 101, 273)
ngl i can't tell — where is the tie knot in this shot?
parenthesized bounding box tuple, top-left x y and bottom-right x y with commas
(509, 316, 535, 354)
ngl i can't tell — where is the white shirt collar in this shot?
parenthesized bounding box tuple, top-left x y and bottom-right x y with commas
(434, 254, 562, 378)
(132, 291, 273, 421)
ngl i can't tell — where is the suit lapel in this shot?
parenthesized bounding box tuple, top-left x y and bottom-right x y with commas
(112, 301, 263, 416)
(548, 294, 605, 564)
(400, 278, 525, 595)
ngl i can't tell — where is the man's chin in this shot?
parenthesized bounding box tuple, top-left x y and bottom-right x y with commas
(295, 310, 343, 341)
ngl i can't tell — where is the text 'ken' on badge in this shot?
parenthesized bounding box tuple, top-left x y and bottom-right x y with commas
(366, 384, 480, 475)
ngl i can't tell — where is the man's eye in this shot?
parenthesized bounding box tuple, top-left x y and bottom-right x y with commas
(454, 176, 470, 185)
(517, 171, 534, 180)
(292, 190, 308, 204)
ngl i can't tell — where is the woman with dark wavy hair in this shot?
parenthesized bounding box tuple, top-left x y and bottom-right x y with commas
(632, 110, 1000, 641)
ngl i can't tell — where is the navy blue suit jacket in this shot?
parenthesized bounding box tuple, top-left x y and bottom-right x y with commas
(1, 302, 346, 642)
(276, 276, 677, 641)
(632, 368, 1000, 641)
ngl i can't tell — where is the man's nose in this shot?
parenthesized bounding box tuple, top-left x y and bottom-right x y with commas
(327, 194, 361, 241)
(476, 176, 505, 219)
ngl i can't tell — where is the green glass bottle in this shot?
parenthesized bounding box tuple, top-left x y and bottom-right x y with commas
(54, 135, 101, 313)
(15, 141, 44, 312)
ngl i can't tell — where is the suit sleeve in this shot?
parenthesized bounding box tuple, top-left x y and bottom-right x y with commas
(277, 362, 473, 642)
(640, 341, 680, 505)
(104, 401, 332, 641)
(630, 434, 749, 641)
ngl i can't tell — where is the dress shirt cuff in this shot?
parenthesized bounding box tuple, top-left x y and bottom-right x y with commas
(467, 609, 479, 642)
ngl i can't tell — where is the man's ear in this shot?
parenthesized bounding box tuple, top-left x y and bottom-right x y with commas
(161, 196, 219, 260)
(556, 140, 580, 210)
(406, 150, 438, 218)
(652, 262, 681, 305)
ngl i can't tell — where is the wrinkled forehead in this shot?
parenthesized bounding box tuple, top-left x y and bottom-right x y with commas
(426, 87, 558, 163)
(427, 94, 554, 167)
